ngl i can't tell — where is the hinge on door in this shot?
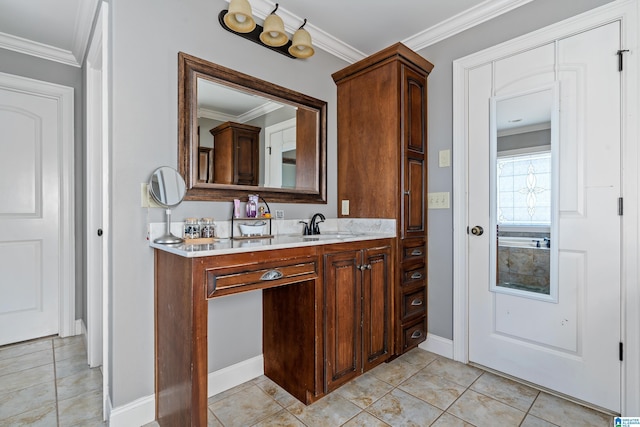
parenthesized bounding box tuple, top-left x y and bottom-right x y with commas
(619, 342, 624, 361)
(618, 50, 629, 72)
(618, 197, 624, 216)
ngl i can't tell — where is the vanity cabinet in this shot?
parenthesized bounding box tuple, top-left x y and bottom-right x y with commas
(210, 121, 260, 185)
(324, 243, 392, 392)
(154, 237, 393, 426)
(332, 43, 433, 355)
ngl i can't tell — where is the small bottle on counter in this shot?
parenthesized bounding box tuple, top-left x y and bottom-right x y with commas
(183, 218, 200, 239)
(246, 195, 257, 218)
(200, 218, 215, 238)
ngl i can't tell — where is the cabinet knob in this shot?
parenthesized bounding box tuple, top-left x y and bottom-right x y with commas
(410, 330, 423, 340)
(410, 249, 423, 256)
(358, 264, 372, 271)
(410, 299, 423, 306)
(410, 272, 423, 280)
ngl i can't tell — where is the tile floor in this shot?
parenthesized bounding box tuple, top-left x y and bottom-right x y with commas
(200, 348, 614, 427)
(1, 336, 614, 427)
(0, 335, 105, 426)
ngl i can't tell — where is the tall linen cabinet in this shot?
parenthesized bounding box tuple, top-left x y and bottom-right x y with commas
(332, 43, 433, 354)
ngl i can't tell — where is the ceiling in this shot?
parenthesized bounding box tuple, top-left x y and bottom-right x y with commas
(0, 0, 533, 67)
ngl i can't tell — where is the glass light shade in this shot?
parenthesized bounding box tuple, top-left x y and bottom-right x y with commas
(224, 0, 256, 33)
(288, 27, 314, 58)
(260, 13, 288, 47)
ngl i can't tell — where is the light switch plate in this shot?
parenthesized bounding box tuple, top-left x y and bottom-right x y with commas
(439, 149, 451, 168)
(428, 192, 450, 209)
(341, 200, 350, 215)
(141, 183, 161, 208)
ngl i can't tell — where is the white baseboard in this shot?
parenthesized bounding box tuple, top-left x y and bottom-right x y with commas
(208, 355, 264, 397)
(108, 355, 264, 426)
(419, 333, 454, 359)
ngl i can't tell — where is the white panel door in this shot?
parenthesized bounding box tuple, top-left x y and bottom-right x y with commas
(0, 82, 62, 345)
(468, 22, 621, 412)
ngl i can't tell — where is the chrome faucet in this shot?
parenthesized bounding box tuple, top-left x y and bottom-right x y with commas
(309, 213, 326, 235)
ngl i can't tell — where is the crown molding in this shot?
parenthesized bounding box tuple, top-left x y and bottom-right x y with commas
(0, 31, 80, 67)
(402, 0, 534, 51)
(0, 0, 99, 67)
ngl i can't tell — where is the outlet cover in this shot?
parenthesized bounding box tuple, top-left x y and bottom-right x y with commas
(275, 209, 285, 219)
(341, 200, 350, 215)
(428, 192, 450, 209)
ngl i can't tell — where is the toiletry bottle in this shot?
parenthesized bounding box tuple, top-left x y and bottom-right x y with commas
(233, 199, 241, 218)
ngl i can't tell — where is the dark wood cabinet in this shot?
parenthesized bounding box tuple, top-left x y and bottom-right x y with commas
(154, 238, 393, 425)
(332, 43, 433, 355)
(210, 121, 260, 185)
(324, 243, 392, 393)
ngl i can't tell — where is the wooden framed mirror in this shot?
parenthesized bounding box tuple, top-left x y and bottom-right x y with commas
(178, 52, 327, 203)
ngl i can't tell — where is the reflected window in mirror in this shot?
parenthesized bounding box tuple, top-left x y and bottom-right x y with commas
(489, 84, 559, 302)
(178, 52, 327, 203)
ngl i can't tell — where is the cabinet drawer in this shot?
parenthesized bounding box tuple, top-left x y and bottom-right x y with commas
(207, 260, 317, 298)
(401, 287, 426, 321)
(402, 239, 426, 263)
(402, 317, 427, 351)
(402, 265, 425, 286)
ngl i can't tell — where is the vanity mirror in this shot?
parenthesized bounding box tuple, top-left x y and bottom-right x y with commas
(178, 52, 327, 203)
(149, 166, 186, 244)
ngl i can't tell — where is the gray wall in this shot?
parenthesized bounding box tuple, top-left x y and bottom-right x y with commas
(109, 0, 346, 406)
(0, 48, 86, 324)
(416, 0, 613, 340)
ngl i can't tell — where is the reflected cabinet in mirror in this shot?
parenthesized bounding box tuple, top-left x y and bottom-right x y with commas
(178, 52, 327, 203)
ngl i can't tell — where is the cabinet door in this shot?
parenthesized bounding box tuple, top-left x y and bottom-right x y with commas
(362, 246, 391, 372)
(324, 250, 362, 392)
(234, 129, 258, 185)
(402, 66, 427, 237)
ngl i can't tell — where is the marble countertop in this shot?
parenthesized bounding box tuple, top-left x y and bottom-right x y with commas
(150, 231, 395, 258)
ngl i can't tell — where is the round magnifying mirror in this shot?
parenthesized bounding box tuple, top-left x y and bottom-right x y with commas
(149, 167, 186, 244)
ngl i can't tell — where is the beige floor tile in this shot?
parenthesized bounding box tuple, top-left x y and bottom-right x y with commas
(55, 352, 90, 379)
(397, 348, 439, 368)
(470, 372, 539, 412)
(336, 371, 394, 408)
(0, 339, 51, 361)
(448, 389, 526, 427)
(57, 389, 103, 426)
(369, 358, 423, 386)
(288, 391, 361, 427)
(0, 403, 57, 427)
(56, 366, 102, 401)
(520, 414, 559, 427)
(207, 380, 255, 406)
(0, 380, 56, 419)
(252, 409, 306, 426)
(366, 388, 442, 427)
(0, 348, 53, 377)
(529, 392, 612, 427)
(423, 358, 483, 388)
(0, 362, 54, 395)
(54, 339, 86, 362)
(254, 376, 299, 408)
(342, 411, 391, 426)
(398, 369, 467, 410)
(432, 412, 476, 427)
(209, 384, 283, 427)
(207, 408, 223, 427)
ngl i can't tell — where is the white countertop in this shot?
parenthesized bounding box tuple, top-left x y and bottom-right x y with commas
(150, 232, 395, 257)
(149, 218, 396, 258)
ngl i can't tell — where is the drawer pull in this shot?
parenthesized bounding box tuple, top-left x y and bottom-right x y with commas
(410, 330, 423, 340)
(410, 272, 423, 280)
(410, 299, 423, 306)
(410, 249, 423, 256)
(260, 269, 283, 281)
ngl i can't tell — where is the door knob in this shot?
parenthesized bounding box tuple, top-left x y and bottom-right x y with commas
(470, 226, 484, 236)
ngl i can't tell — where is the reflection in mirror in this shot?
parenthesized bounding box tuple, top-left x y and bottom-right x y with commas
(149, 166, 186, 244)
(179, 52, 327, 203)
(489, 85, 559, 302)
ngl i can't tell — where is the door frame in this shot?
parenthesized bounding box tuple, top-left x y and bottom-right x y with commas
(452, 0, 639, 415)
(0, 72, 75, 338)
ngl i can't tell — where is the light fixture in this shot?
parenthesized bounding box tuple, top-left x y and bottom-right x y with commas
(223, 0, 256, 33)
(218, 1, 314, 59)
(289, 19, 314, 59)
(260, 4, 288, 47)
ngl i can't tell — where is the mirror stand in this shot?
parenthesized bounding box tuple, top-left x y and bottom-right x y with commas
(154, 208, 183, 244)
